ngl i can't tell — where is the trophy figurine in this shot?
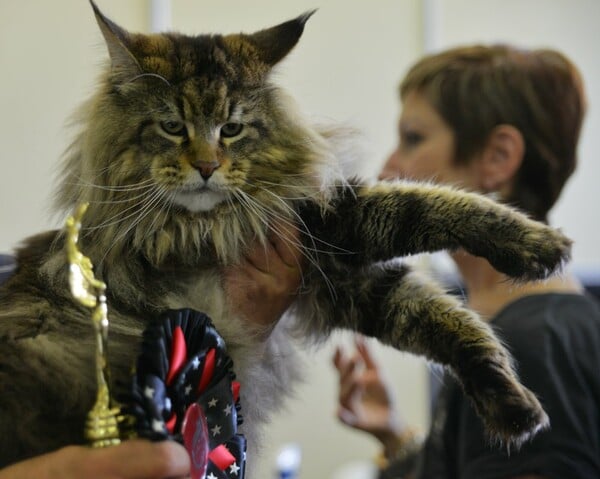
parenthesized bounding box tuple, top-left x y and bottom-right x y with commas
(65, 203, 121, 448)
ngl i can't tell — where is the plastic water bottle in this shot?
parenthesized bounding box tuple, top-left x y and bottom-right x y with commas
(275, 443, 302, 479)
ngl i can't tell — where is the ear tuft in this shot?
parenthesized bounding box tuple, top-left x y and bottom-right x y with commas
(297, 9, 318, 27)
(90, 0, 141, 80)
(246, 10, 317, 66)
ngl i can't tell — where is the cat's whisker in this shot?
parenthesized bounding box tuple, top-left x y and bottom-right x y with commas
(232, 188, 336, 297)
(253, 177, 324, 186)
(66, 170, 157, 198)
(264, 220, 323, 292)
(67, 178, 156, 192)
(89, 190, 159, 205)
(99, 186, 168, 263)
(253, 177, 364, 192)
(232, 189, 293, 237)
(254, 184, 356, 256)
(86, 193, 158, 231)
(249, 189, 316, 201)
(233, 189, 311, 267)
(86, 183, 166, 232)
(234, 188, 317, 254)
(249, 189, 321, 252)
(93, 183, 156, 192)
(141, 191, 174, 245)
(254, 173, 318, 180)
(268, 218, 337, 297)
(122, 72, 172, 88)
(231, 190, 270, 231)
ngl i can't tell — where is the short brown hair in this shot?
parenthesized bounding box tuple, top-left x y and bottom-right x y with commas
(400, 45, 586, 222)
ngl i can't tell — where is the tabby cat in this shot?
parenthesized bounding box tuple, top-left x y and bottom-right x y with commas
(0, 2, 571, 471)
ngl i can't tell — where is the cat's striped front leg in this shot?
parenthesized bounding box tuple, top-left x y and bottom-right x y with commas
(303, 181, 571, 281)
(346, 264, 549, 448)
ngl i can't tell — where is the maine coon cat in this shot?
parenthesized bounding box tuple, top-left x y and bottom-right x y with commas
(0, 2, 571, 471)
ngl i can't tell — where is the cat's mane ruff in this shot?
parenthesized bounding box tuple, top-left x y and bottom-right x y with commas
(52, 74, 346, 273)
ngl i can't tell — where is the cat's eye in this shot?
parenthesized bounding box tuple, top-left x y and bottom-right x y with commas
(160, 120, 187, 136)
(220, 122, 244, 139)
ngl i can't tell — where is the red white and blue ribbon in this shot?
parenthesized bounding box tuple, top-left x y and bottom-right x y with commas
(125, 309, 246, 479)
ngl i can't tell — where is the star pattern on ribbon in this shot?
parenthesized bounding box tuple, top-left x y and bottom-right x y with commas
(124, 309, 246, 479)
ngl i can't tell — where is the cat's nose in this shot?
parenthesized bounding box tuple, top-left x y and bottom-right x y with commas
(195, 161, 220, 180)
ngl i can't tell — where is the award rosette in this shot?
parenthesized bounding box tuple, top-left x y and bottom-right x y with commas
(125, 309, 246, 479)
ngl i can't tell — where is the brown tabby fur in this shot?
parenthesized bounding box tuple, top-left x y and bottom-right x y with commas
(0, 2, 570, 471)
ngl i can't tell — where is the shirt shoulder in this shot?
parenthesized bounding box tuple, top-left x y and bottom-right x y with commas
(492, 293, 600, 364)
(445, 293, 600, 479)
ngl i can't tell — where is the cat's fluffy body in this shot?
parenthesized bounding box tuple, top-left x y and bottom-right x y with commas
(0, 3, 570, 472)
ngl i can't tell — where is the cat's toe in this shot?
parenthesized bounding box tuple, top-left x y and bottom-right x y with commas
(521, 228, 572, 280)
(489, 226, 572, 281)
(477, 382, 550, 450)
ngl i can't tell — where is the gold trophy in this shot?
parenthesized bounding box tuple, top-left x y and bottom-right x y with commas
(65, 203, 122, 447)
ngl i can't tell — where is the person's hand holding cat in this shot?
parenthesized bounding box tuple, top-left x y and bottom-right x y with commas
(223, 220, 304, 338)
(0, 440, 190, 479)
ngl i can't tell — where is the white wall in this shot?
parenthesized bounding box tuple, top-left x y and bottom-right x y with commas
(1, 1, 599, 479)
(0, 0, 148, 251)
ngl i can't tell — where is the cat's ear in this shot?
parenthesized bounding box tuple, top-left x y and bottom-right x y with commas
(246, 10, 316, 66)
(90, 0, 141, 80)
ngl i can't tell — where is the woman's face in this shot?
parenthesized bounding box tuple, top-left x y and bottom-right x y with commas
(379, 91, 477, 188)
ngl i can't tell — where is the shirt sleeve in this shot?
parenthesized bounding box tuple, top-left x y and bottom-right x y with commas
(455, 296, 600, 479)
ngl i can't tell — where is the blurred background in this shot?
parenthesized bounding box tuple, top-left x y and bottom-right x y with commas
(1, 1, 599, 478)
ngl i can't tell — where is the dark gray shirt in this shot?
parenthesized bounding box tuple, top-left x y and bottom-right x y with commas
(412, 293, 600, 479)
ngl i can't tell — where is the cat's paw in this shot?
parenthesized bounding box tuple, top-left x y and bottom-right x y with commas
(486, 222, 572, 281)
(485, 384, 549, 449)
(469, 370, 550, 449)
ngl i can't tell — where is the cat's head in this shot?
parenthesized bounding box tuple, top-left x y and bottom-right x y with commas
(57, 2, 339, 265)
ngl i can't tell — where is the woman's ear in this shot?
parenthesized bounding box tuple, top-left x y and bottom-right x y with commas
(476, 124, 524, 192)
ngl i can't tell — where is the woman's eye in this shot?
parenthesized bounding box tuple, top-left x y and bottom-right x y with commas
(160, 120, 186, 136)
(220, 122, 244, 139)
(401, 131, 423, 147)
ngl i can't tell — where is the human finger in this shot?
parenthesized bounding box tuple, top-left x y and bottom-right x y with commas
(338, 355, 365, 403)
(334, 347, 358, 385)
(268, 220, 304, 268)
(22, 440, 190, 479)
(339, 373, 363, 410)
(243, 239, 276, 274)
(333, 346, 345, 370)
(355, 337, 378, 371)
(100, 440, 190, 478)
(337, 406, 359, 427)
